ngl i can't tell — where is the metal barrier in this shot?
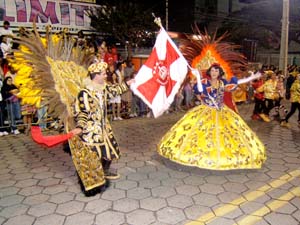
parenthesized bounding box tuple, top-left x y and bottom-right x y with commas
(0, 100, 23, 131)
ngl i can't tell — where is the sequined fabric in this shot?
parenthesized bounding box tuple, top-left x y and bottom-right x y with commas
(70, 82, 128, 190)
(68, 135, 105, 191)
(158, 105, 266, 170)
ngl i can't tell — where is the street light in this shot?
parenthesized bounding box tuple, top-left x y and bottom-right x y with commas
(166, 0, 169, 30)
(279, 0, 289, 77)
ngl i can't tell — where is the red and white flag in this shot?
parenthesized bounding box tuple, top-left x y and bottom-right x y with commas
(131, 28, 188, 118)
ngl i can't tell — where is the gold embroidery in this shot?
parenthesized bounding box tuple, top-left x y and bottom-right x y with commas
(157, 104, 266, 170)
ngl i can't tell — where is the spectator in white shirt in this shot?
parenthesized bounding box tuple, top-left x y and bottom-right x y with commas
(0, 36, 12, 59)
(0, 21, 14, 48)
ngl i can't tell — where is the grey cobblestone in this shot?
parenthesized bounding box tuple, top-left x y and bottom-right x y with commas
(175, 184, 200, 196)
(127, 187, 151, 200)
(140, 197, 167, 211)
(19, 186, 44, 196)
(115, 180, 138, 190)
(127, 209, 155, 225)
(48, 192, 75, 204)
(113, 198, 138, 213)
(15, 179, 38, 188)
(161, 178, 184, 187)
(95, 211, 125, 225)
(33, 214, 65, 225)
(0, 204, 29, 218)
(28, 202, 56, 217)
(139, 179, 161, 188)
(127, 173, 148, 181)
(167, 194, 193, 209)
(0, 217, 5, 224)
(193, 193, 220, 207)
(0, 195, 24, 207)
(151, 186, 176, 198)
(13, 173, 33, 180)
(292, 210, 300, 222)
(85, 198, 112, 214)
(23, 194, 50, 205)
(56, 201, 84, 216)
(64, 212, 94, 225)
(2, 215, 35, 225)
(0, 187, 20, 198)
(43, 184, 68, 195)
(0, 180, 16, 188)
(156, 207, 185, 224)
(38, 177, 61, 186)
(0, 103, 300, 224)
(200, 183, 225, 195)
(264, 212, 299, 225)
(223, 182, 248, 193)
(75, 192, 100, 202)
(101, 188, 126, 201)
(217, 191, 246, 204)
(184, 204, 212, 220)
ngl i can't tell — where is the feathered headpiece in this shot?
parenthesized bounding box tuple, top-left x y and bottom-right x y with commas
(12, 22, 94, 128)
(179, 26, 247, 80)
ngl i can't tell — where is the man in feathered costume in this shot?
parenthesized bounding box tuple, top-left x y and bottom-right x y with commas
(70, 61, 133, 195)
(11, 24, 134, 196)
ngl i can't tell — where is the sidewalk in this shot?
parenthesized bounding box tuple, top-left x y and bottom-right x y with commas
(0, 102, 299, 225)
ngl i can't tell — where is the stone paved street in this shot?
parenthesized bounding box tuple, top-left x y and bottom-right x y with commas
(0, 102, 300, 225)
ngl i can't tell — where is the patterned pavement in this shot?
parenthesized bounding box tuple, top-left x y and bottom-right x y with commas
(0, 102, 300, 225)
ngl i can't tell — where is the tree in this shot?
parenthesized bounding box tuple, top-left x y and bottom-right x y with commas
(88, 0, 164, 59)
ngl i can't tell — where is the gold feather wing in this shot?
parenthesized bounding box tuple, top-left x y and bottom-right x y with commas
(12, 26, 93, 126)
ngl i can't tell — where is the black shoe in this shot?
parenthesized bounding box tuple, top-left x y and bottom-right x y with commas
(104, 171, 120, 180)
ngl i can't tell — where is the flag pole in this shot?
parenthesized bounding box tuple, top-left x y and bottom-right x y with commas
(151, 15, 202, 91)
(152, 13, 163, 28)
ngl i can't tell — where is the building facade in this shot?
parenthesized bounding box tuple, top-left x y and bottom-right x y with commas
(0, 0, 96, 33)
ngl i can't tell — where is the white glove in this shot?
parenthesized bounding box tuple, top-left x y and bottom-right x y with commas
(238, 71, 261, 84)
(191, 68, 203, 92)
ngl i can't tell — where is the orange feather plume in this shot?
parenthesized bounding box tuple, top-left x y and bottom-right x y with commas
(179, 26, 247, 80)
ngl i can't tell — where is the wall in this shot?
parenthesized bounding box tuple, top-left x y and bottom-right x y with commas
(256, 53, 300, 67)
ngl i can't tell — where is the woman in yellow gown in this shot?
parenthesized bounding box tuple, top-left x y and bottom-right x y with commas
(158, 64, 266, 170)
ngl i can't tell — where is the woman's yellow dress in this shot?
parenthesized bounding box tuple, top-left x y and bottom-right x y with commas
(158, 78, 266, 170)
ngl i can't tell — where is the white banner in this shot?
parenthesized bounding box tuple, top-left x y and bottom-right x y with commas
(0, 0, 97, 33)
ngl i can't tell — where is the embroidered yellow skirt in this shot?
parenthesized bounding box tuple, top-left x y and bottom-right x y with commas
(68, 136, 105, 191)
(158, 105, 266, 170)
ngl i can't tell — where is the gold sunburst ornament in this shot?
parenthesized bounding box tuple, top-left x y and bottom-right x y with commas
(179, 26, 247, 79)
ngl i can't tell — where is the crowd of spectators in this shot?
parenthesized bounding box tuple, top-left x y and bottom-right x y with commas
(236, 63, 300, 128)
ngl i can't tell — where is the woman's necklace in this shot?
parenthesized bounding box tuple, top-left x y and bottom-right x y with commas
(211, 80, 219, 89)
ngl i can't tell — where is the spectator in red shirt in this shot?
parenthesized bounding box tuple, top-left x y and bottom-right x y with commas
(251, 76, 269, 122)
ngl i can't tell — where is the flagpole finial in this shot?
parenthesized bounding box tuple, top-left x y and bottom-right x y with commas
(152, 14, 162, 28)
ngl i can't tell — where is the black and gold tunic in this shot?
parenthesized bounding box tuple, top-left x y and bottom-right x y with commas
(68, 81, 128, 191)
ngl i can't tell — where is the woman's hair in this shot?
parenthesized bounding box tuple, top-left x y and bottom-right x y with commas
(206, 63, 224, 78)
(3, 76, 12, 85)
